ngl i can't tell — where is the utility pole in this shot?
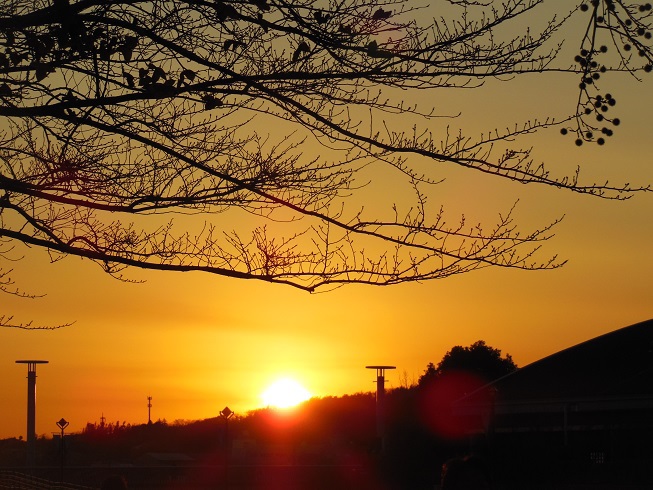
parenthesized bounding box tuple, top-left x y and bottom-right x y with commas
(147, 396, 152, 424)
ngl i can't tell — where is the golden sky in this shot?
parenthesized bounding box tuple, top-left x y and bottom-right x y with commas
(1, 2, 653, 440)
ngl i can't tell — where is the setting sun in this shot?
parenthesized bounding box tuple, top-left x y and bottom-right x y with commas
(261, 378, 312, 409)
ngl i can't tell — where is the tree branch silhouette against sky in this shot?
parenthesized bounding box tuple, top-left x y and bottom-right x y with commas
(1, 0, 651, 330)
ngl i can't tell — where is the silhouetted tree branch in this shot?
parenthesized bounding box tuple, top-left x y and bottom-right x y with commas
(0, 253, 72, 329)
(0, 1, 651, 326)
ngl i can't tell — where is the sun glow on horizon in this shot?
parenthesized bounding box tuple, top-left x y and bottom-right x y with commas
(261, 378, 312, 409)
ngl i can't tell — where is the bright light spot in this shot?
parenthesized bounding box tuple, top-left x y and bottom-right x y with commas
(261, 378, 311, 409)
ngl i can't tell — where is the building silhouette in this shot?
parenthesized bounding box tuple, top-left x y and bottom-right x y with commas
(453, 318, 653, 486)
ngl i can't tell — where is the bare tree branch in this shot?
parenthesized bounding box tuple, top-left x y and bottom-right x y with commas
(0, 0, 651, 326)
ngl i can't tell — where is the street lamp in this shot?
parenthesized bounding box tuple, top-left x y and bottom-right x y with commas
(15, 360, 49, 468)
(56, 418, 69, 483)
(366, 365, 396, 451)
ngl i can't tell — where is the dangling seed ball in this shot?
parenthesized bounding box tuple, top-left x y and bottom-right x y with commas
(612, 118, 620, 126)
(597, 114, 604, 121)
(597, 138, 605, 145)
(580, 3, 589, 11)
(600, 46, 608, 53)
(575, 139, 583, 146)
(560, 128, 568, 135)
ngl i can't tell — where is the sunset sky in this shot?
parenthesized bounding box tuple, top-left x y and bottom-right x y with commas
(1, 2, 652, 441)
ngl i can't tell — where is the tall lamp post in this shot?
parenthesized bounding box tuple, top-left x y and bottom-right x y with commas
(56, 418, 69, 483)
(16, 360, 49, 468)
(366, 365, 396, 451)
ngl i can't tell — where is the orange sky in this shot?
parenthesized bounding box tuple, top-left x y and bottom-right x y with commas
(1, 3, 653, 440)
